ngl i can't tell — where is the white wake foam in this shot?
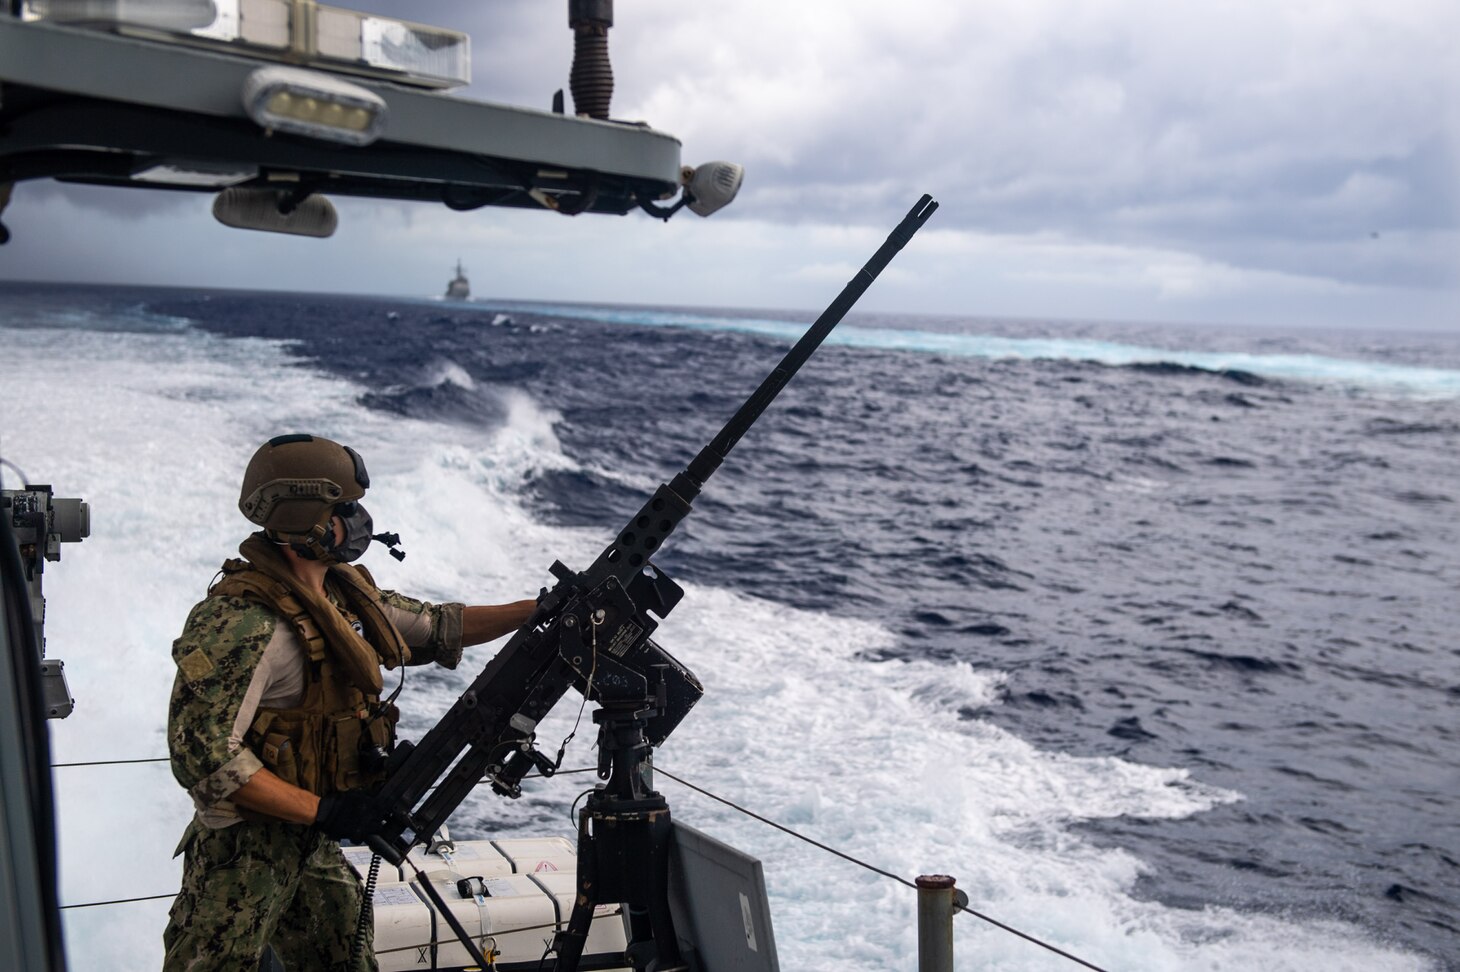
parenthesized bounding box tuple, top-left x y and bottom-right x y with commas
(472, 301, 1460, 400)
(0, 316, 1437, 971)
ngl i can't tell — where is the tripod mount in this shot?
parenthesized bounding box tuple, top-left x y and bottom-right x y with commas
(552, 690, 686, 971)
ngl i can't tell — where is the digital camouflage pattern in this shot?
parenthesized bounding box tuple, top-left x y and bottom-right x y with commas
(168, 594, 276, 809)
(379, 588, 465, 669)
(163, 819, 374, 972)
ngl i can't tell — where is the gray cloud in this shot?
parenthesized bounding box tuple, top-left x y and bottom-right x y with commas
(603, 0, 1459, 289)
(11, 179, 202, 220)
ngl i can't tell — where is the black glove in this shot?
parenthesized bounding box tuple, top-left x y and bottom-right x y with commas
(314, 791, 383, 843)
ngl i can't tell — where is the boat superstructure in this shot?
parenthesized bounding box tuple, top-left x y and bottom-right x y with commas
(0, 0, 743, 243)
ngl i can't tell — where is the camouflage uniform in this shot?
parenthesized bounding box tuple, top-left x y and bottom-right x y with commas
(163, 818, 368, 971)
(164, 587, 464, 972)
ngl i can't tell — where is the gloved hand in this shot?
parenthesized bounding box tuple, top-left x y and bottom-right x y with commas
(314, 790, 383, 843)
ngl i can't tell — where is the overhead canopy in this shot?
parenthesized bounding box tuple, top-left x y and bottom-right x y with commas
(0, 17, 683, 218)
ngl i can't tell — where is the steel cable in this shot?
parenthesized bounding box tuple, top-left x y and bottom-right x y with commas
(61, 893, 175, 910)
(655, 766, 1113, 972)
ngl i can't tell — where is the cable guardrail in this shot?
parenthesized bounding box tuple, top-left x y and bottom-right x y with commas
(52, 755, 1112, 970)
(60, 892, 176, 910)
(654, 766, 1112, 972)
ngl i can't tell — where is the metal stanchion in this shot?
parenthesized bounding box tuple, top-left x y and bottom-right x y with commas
(916, 874, 959, 972)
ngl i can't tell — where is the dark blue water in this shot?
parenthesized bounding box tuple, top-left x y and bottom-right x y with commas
(7, 282, 1459, 968)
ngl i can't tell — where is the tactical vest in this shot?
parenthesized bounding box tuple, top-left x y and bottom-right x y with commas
(209, 534, 412, 797)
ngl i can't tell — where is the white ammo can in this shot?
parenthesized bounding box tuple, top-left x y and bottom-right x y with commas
(491, 835, 578, 875)
(407, 838, 515, 880)
(530, 869, 632, 957)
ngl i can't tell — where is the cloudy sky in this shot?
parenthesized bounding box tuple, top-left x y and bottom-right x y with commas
(3, 0, 1457, 329)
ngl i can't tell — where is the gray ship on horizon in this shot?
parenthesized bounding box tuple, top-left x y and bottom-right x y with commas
(445, 258, 470, 299)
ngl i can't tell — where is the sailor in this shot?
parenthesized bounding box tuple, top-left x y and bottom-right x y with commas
(163, 434, 535, 971)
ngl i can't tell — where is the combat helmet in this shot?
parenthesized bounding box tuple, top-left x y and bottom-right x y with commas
(239, 433, 370, 558)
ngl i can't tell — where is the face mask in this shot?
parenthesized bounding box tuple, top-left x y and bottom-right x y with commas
(331, 501, 375, 563)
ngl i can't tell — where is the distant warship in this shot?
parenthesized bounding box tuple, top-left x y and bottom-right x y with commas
(445, 259, 470, 299)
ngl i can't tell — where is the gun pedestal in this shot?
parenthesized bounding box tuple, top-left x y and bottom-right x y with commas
(554, 700, 685, 972)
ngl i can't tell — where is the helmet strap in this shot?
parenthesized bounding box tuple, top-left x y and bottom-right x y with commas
(268, 520, 339, 563)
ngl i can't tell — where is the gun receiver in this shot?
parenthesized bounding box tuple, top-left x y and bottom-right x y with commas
(365, 194, 938, 865)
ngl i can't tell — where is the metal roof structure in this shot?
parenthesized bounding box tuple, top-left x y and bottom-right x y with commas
(0, 14, 685, 230)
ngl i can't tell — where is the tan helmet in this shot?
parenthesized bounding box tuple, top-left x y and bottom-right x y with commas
(238, 434, 369, 544)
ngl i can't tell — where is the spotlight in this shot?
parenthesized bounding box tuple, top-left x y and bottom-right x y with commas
(636, 161, 744, 221)
(683, 161, 744, 217)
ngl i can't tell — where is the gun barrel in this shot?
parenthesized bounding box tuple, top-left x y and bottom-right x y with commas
(676, 193, 938, 499)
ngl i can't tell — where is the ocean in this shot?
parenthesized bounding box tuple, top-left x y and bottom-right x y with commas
(1, 280, 1456, 971)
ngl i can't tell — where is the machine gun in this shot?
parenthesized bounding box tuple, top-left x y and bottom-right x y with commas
(366, 194, 938, 970)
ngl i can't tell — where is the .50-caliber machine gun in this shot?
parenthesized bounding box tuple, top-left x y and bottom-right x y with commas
(365, 195, 938, 971)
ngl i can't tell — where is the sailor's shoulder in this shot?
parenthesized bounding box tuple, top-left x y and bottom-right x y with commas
(172, 594, 281, 681)
(182, 591, 282, 631)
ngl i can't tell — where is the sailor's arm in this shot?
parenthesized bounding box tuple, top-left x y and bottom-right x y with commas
(231, 767, 319, 824)
(167, 595, 277, 812)
(462, 600, 536, 647)
(170, 597, 369, 827)
(379, 591, 535, 666)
